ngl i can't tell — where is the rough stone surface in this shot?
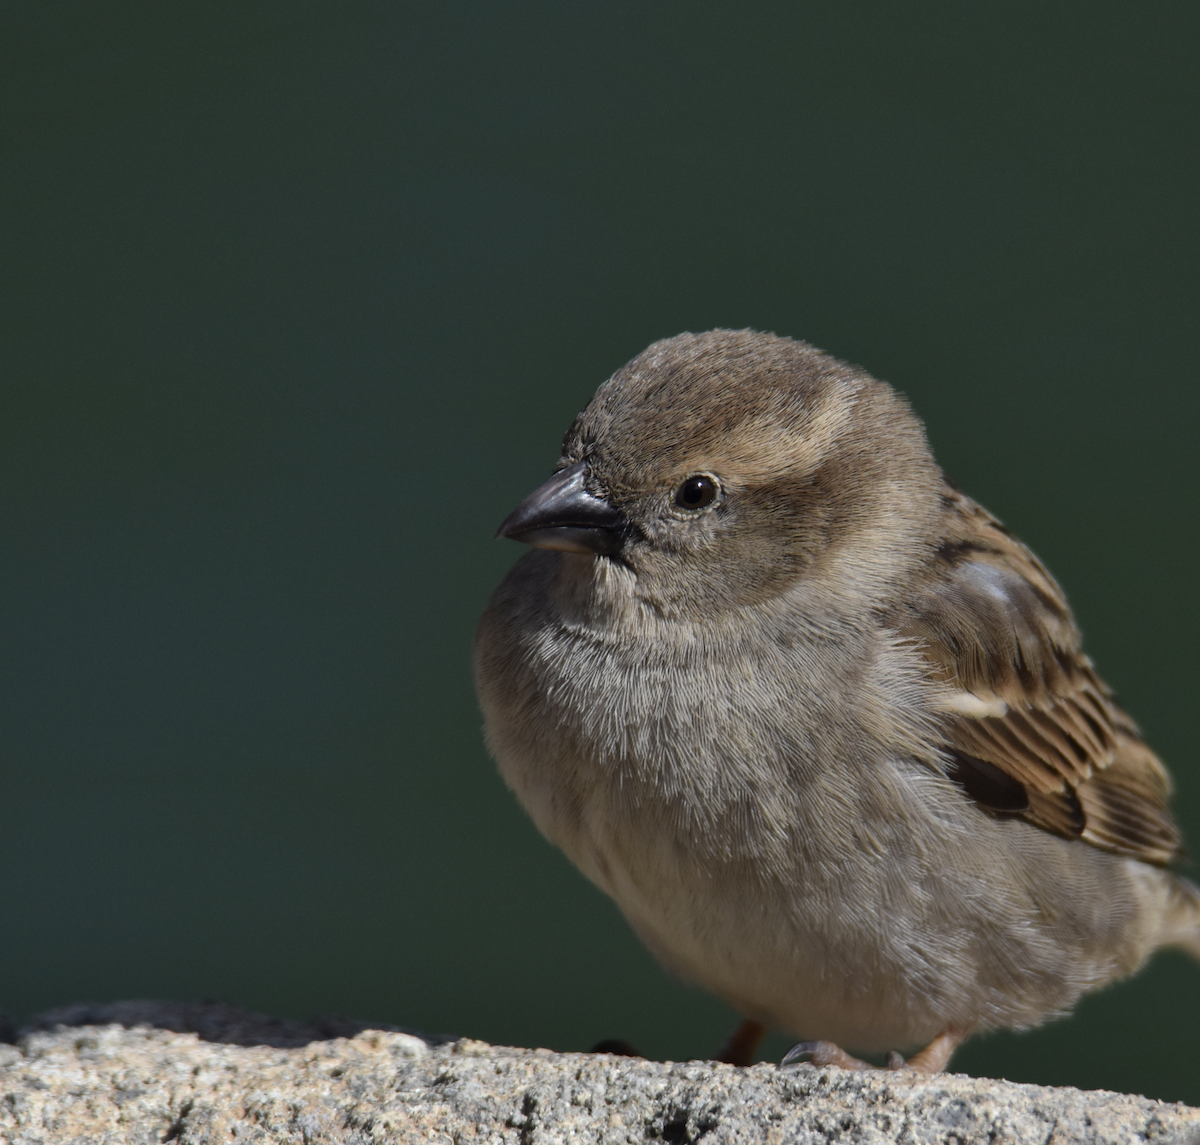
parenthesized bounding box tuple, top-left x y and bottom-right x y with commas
(0, 1002, 1194, 1144)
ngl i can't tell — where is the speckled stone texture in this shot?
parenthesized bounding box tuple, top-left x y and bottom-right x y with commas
(0, 1002, 1195, 1144)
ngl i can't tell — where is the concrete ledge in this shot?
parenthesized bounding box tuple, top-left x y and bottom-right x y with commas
(0, 1002, 1195, 1144)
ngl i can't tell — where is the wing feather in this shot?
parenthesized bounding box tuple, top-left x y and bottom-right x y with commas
(893, 485, 1181, 866)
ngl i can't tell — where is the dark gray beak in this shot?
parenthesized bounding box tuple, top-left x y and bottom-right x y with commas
(496, 461, 626, 556)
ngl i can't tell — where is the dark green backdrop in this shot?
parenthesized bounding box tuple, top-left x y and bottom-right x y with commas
(1, 1, 1197, 1102)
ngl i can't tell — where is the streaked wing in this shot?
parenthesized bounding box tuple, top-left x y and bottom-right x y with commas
(892, 486, 1181, 866)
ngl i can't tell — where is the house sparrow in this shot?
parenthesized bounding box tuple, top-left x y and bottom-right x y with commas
(473, 329, 1200, 1073)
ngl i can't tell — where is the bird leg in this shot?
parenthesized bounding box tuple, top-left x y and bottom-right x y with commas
(715, 1019, 768, 1066)
(782, 1025, 969, 1075)
(889, 1026, 969, 1074)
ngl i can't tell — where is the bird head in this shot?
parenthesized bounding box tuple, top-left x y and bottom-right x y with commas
(498, 329, 942, 617)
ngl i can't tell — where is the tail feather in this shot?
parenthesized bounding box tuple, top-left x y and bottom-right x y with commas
(1160, 875, 1200, 961)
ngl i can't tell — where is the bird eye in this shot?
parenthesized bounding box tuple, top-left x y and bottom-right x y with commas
(674, 474, 719, 510)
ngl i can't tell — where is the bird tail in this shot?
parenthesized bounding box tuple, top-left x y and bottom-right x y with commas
(1160, 875, 1200, 961)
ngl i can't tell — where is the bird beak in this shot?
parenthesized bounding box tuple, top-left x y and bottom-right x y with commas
(496, 461, 626, 556)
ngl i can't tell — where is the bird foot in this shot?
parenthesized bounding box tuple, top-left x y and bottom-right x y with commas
(781, 1040, 877, 1070)
(781, 1026, 968, 1075)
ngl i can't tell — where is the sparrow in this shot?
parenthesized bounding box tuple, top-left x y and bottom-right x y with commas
(473, 329, 1200, 1073)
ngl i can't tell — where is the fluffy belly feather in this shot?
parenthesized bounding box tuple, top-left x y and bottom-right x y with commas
(494, 723, 1166, 1055)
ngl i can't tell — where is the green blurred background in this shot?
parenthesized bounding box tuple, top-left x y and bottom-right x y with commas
(1, 0, 1197, 1101)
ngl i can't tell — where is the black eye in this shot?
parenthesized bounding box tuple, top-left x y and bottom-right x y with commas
(674, 474, 719, 510)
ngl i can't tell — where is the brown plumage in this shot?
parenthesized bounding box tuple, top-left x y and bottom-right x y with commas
(475, 328, 1200, 1074)
(893, 485, 1181, 866)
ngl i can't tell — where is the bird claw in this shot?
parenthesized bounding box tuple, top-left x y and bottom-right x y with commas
(780, 1040, 875, 1070)
(780, 1041, 821, 1067)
